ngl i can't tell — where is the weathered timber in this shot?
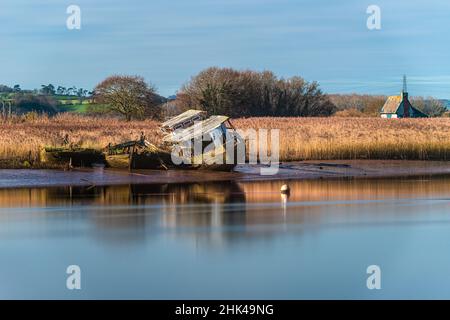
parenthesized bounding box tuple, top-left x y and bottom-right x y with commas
(43, 147, 105, 167)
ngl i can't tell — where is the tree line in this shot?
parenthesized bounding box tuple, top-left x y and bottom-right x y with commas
(90, 68, 447, 120)
(176, 67, 336, 117)
(0, 83, 90, 97)
(2, 68, 449, 120)
(0, 83, 92, 115)
(40, 84, 90, 98)
(330, 94, 447, 117)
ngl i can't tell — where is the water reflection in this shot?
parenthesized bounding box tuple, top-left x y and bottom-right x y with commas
(0, 181, 246, 207)
(0, 177, 449, 245)
(0, 177, 450, 299)
(2, 176, 448, 207)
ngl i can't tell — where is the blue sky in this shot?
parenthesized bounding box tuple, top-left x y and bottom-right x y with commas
(1, 0, 450, 98)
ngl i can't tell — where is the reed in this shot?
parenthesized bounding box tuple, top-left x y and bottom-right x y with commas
(1, 114, 449, 168)
(233, 117, 450, 161)
(0, 114, 161, 166)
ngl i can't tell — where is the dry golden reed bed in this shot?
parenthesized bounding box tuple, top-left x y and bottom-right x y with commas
(233, 117, 450, 161)
(0, 114, 161, 167)
(0, 114, 449, 167)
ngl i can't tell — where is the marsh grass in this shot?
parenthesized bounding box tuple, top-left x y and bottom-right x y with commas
(0, 114, 161, 167)
(0, 114, 449, 168)
(233, 117, 450, 161)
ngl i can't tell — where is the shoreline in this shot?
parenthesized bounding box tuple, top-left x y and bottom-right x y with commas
(0, 160, 449, 189)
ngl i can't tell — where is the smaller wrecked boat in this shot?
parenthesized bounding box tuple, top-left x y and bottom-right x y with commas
(41, 147, 105, 167)
(106, 138, 172, 170)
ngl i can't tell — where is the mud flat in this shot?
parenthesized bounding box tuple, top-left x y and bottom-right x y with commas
(0, 160, 449, 189)
(237, 160, 450, 181)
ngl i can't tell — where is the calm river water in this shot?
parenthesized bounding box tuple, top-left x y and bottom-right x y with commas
(0, 176, 449, 299)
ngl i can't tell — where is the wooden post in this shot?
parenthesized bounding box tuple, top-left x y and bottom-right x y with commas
(129, 145, 135, 171)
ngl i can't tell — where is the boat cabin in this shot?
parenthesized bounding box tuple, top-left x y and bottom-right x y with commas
(160, 109, 207, 133)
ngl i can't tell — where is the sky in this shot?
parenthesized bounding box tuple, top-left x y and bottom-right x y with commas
(1, 0, 450, 98)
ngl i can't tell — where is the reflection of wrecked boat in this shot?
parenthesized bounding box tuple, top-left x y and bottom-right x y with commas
(44, 109, 244, 171)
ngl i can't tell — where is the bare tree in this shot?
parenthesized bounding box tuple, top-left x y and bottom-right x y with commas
(93, 75, 159, 121)
(328, 94, 387, 116)
(178, 67, 335, 117)
(412, 96, 447, 117)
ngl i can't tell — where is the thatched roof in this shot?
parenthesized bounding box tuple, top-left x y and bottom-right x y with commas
(381, 95, 402, 114)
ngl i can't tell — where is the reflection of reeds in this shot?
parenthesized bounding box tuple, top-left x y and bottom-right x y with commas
(239, 178, 450, 204)
(1, 115, 449, 166)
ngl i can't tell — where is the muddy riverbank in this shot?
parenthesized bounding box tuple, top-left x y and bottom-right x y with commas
(0, 160, 449, 189)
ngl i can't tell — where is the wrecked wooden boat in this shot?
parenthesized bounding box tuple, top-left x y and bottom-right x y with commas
(43, 139, 171, 170)
(43, 109, 244, 172)
(162, 114, 245, 171)
(106, 110, 245, 171)
(105, 139, 172, 170)
(42, 147, 105, 167)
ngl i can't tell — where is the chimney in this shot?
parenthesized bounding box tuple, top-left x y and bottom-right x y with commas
(401, 90, 408, 100)
(401, 75, 410, 117)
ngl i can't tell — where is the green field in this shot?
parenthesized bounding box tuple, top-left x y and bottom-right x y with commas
(58, 103, 89, 113)
(0, 92, 93, 114)
(56, 96, 91, 113)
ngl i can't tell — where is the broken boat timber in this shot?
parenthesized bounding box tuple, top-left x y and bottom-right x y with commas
(106, 139, 172, 170)
(42, 147, 105, 167)
(43, 109, 244, 172)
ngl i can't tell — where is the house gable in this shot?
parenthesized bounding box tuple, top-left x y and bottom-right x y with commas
(380, 95, 401, 114)
(380, 76, 429, 118)
(380, 91, 428, 118)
